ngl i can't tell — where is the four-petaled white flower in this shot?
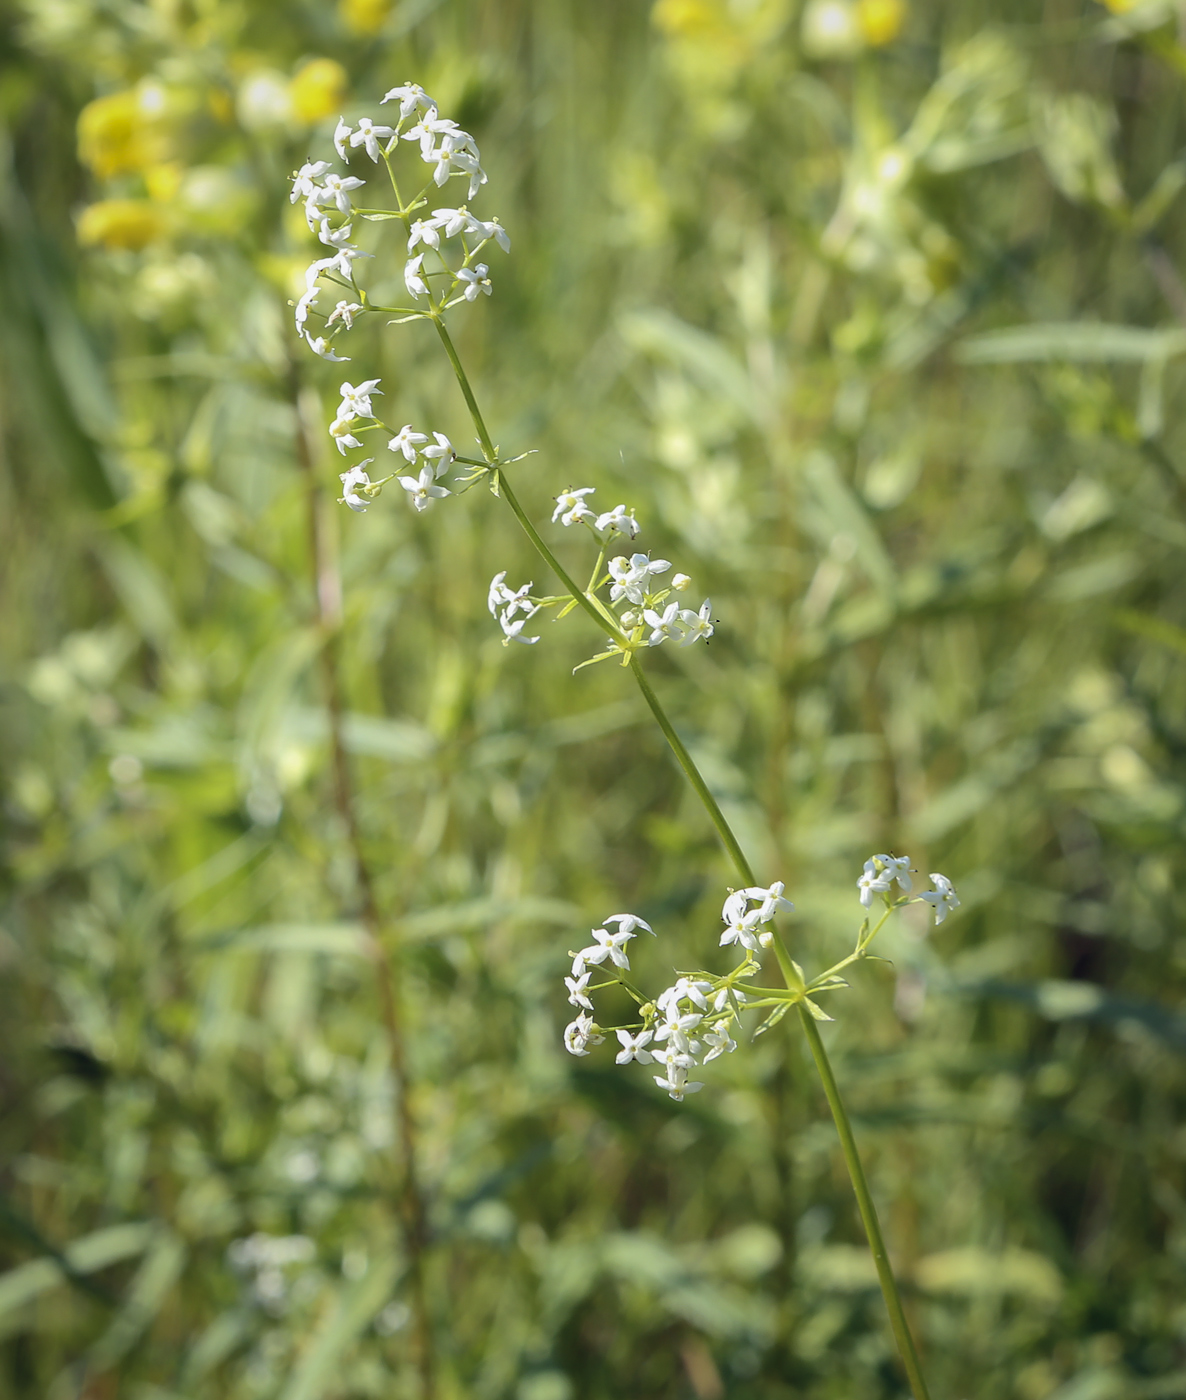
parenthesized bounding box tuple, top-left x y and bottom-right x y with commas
(720, 908, 764, 952)
(456, 264, 492, 300)
(294, 288, 319, 331)
(387, 424, 428, 462)
(404, 254, 429, 299)
(603, 913, 654, 938)
(644, 602, 686, 647)
(500, 613, 540, 646)
(470, 216, 510, 252)
(329, 416, 363, 454)
(679, 599, 715, 646)
(397, 466, 451, 513)
(407, 219, 441, 252)
(615, 1030, 654, 1065)
(573, 926, 633, 975)
(326, 300, 363, 330)
(339, 462, 374, 513)
(338, 378, 382, 420)
(553, 487, 596, 526)
(703, 1023, 737, 1062)
(858, 854, 912, 908)
(305, 334, 350, 361)
(743, 881, 794, 922)
(349, 116, 394, 162)
(595, 504, 640, 539)
(291, 160, 332, 203)
(334, 117, 352, 161)
(430, 206, 477, 238)
(565, 971, 594, 1011)
(381, 83, 435, 120)
(421, 432, 455, 475)
(653, 1064, 704, 1102)
(919, 873, 960, 925)
(319, 172, 365, 214)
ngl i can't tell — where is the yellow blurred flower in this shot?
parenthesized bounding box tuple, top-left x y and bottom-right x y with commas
(653, 0, 724, 39)
(1100, 0, 1140, 10)
(144, 162, 184, 202)
(856, 0, 906, 45)
(340, 0, 390, 35)
(78, 91, 146, 179)
(76, 199, 167, 251)
(289, 59, 349, 124)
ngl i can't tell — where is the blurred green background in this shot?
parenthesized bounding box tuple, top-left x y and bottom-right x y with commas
(3, 0, 1186, 1395)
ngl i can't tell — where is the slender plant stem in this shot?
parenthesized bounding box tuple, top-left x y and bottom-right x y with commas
(434, 321, 929, 1400)
(290, 362, 437, 1400)
(797, 1006, 931, 1399)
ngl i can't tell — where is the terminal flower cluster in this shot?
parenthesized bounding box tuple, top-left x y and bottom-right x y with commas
(858, 854, 960, 924)
(290, 82, 506, 513)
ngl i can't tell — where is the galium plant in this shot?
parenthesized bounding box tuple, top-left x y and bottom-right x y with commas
(291, 78, 961, 1399)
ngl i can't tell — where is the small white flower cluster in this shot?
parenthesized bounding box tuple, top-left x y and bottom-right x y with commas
(291, 81, 506, 517)
(488, 571, 540, 645)
(552, 487, 639, 539)
(562, 887, 791, 1102)
(857, 854, 960, 924)
(327, 375, 456, 513)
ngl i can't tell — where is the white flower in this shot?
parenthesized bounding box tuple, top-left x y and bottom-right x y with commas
(291, 160, 332, 203)
(318, 218, 356, 249)
(657, 978, 710, 1013)
(456, 264, 492, 300)
(429, 206, 477, 239)
(858, 854, 911, 907)
(294, 287, 319, 332)
(381, 83, 435, 120)
(679, 599, 715, 646)
(338, 379, 382, 420)
(407, 219, 441, 252)
(329, 415, 363, 454)
(552, 487, 596, 526)
(653, 1063, 704, 1102)
(305, 333, 350, 361)
(615, 1029, 654, 1065)
(564, 1012, 603, 1057)
(565, 971, 594, 1011)
(398, 466, 451, 513)
(387, 424, 428, 463)
(574, 926, 633, 972)
(595, 504, 640, 539)
(919, 873, 960, 925)
(643, 601, 686, 647)
(350, 116, 395, 162)
(654, 1011, 703, 1054)
(703, 1023, 737, 1062)
(319, 173, 365, 214)
(470, 215, 510, 253)
(743, 881, 794, 922)
(608, 553, 671, 606)
(488, 571, 512, 615)
(421, 432, 455, 476)
(720, 908, 764, 952)
(339, 462, 373, 513)
(500, 614, 540, 646)
(326, 300, 364, 330)
(404, 254, 429, 299)
(334, 117, 352, 161)
(325, 244, 372, 279)
(603, 913, 654, 937)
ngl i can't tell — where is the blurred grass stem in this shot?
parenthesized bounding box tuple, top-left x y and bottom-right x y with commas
(437, 327, 930, 1400)
(291, 362, 437, 1400)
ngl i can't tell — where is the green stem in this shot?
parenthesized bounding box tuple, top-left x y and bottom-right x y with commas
(431, 318, 930, 1400)
(627, 656, 757, 887)
(797, 1007, 931, 1400)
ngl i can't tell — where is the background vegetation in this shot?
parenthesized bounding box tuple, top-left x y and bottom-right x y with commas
(3, 0, 1186, 1396)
